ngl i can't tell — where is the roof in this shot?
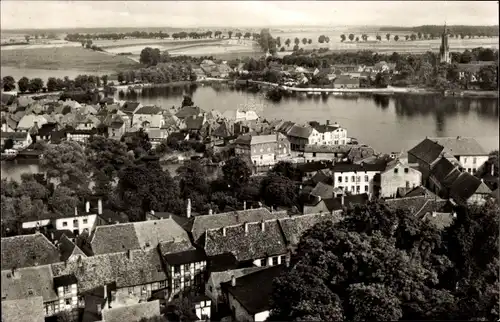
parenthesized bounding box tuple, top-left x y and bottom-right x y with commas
(310, 182, 335, 199)
(91, 218, 192, 255)
(185, 115, 205, 130)
(209, 266, 266, 290)
(212, 121, 233, 138)
(457, 61, 496, 73)
(312, 124, 339, 134)
(385, 196, 431, 215)
(121, 102, 141, 114)
(430, 137, 487, 156)
(101, 300, 161, 322)
(331, 162, 387, 173)
(1, 297, 45, 322)
(58, 235, 86, 261)
(1, 265, 58, 302)
(162, 248, 206, 265)
(190, 208, 289, 244)
(403, 186, 439, 199)
(450, 172, 492, 204)
(421, 212, 455, 230)
(146, 128, 168, 140)
(53, 274, 78, 288)
(430, 157, 461, 185)
(175, 106, 201, 119)
(408, 138, 445, 165)
(1, 131, 28, 141)
(278, 213, 340, 246)
(310, 169, 332, 185)
(297, 161, 334, 173)
(286, 124, 313, 139)
(221, 265, 285, 315)
(205, 220, 288, 261)
(37, 123, 58, 136)
(251, 134, 276, 145)
(276, 121, 296, 134)
(134, 105, 162, 115)
(304, 144, 352, 154)
(51, 248, 167, 292)
(1, 233, 61, 270)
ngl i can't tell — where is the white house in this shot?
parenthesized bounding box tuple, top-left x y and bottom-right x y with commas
(429, 137, 489, 174)
(0, 131, 33, 150)
(331, 162, 388, 197)
(132, 106, 165, 129)
(380, 158, 422, 198)
(310, 121, 348, 145)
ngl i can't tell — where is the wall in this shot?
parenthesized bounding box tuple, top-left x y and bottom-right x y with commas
(332, 170, 379, 196)
(66, 133, 90, 143)
(380, 164, 422, 198)
(53, 214, 97, 235)
(227, 292, 254, 322)
(288, 136, 309, 151)
(308, 128, 348, 146)
(459, 155, 489, 174)
(112, 280, 168, 306)
(467, 193, 487, 206)
(168, 260, 207, 298)
(22, 219, 51, 229)
(57, 284, 78, 313)
(195, 299, 211, 320)
(252, 254, 286, 267)
(254, 311, 270, 322)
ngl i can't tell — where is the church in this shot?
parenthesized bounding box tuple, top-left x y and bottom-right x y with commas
(439, 24, 452, 64)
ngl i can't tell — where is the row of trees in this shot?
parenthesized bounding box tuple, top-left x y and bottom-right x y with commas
(117, 63, 196, 85)
(380, 24, 499, 38)
(2, 74, 114, 94)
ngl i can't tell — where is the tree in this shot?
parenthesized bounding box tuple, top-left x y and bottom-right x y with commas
(478, 64, 498, 90)
(355, 36, 360, 42)
(308, 38, 312, 44)
(176, 160, 209, 208)
(376, 34, 382, 41)
(101, 75, 108, 86)
(302, 38, 307, 45)
(181, 95, 194, 107)
(294, 37, 300, 46)
(3, 76, 16, 91)
(361, 34, 368, 42)
(28, 78, 44, 92)
(386, 33, 391, 41)
(120, 128, 152, 156)
(285, 38, 291, 47)
(410, 34, 417, 41)
(405, 35, 410, 41)
(140, 47, 161, 66)
(280, 46, 285, 52)
(270, 161, 303, 181)
(394, 35, 399, 41)
(340, 34, 346, 42)
(260, 173, 298, 208)
(293, 44, 299, 52)
(349, 34, 355, 42)
(318, 35, 326, 43)
(235, 32, 242, 39)
(47, 77, 58, 92)
(325, 36, 330, 43)
(17, 77, 30, 93)
(49, 186, 79, 217)
(228, 31, 233, 38)
(222, 156, 251, 190)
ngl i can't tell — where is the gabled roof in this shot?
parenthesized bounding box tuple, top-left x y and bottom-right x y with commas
(450, 172, 492, 204)
(212, 121, 233, 138)
(1, 234, 60, 270)
(185, 115, 205, 130)
(385, 196, 431, 215)
(175, 106, 201, 119)
(276, 120, 295, 134)
(310, 182, 335, 199)
(190, 208, 289, 244)
(91, 218, 191, 255)
(209, 266, 266, 290)
(134, 106, 162, 115)
(278, 213, 340, 246)
(312, 124, 339, 133)
(205, 220, 288, 262)
(102, 300, 161, 322)
(251, 134, 276, 145)
(304, 144, 352, 154)
(430, 137, 487, 156)
(1, 297, 45, 322)
(404, 186, 439, 199)
(121, 102, 141, 115)
(221, 265, 285, 315)
(430, 157, 461, 185)
(286, 124, 313, 139)
(1, 265, 58, 302)
(58, 235, 86, 261)
(408, 138, 445, 165)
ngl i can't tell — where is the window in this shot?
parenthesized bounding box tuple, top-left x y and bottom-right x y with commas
(128, 287, 134, 295)
(73, 219, 78, 225)
(338, 186, 343, 190)
(351, 176, 355, 182)
(364, 175, 369, 182)
(356, 186, 360, 193)
(260, 259, 266, 266)
(63, 285, 70, 294)
(174, 279, 180, 290)
(174, 266, 180, 274)
(83, 219, 88, 224)
(464, 157, 468, 163)
(394, 168, 398, 174)
(351, 186, 355, 192)
(334, 140, 338, 145)
(365, 185, 368, 192)
(473, 157, 477, 164)
(159, 280, 166, 288)
(473, 168, 476, 173)
(468, 168, 472, 173)
(338, 176, 342, 183)
(184, 264, 190, 271)
(62, 221, 68, 227)
(313, 152, 316, 157)
(356, 176, 360, 182)
(65, 299, 71, 305)
(272, 257, 278, 266)
(345, 176, 348, 183)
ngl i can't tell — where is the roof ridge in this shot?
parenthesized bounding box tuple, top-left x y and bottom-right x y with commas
(414, 200, 431, 218)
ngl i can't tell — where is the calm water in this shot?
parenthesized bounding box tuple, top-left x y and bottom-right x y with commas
(2, 85, 498, 181)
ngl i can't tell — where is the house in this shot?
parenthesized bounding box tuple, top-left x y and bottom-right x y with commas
(1, 296, 45, 322)
(331, 162, 388, 197)
(402, 185, 440, 199)
(428, 157, 462, 198)
(146, 128, 169, 147)
(1, 233, 61, 270)
(212, 121, 234, 140)
(430, 137, 488, 174)
(132, 105, 164, 129)
(302, 193, 369, 215)
(1, 265, 82, 320)
(309, 121, 348, 145)
(297, 161, 334, 181)
(206, 267, 264, 312)
(101, 300, 161, 322)
(303, 144, 351, 162)
(333, 76, 360, 88)
(380, 158, 422, 198)
(16, 114, 48, 131)
(107, 117, 128, 140)
(220, 265, 285, 322)
(184, 114, 207, 133)
(193, 68, 207, 81)
(35, 123, 59, 142)
(0, 131, 32, 150)
(66, 128, 98, 143)
(456, 61, 496, 82)
(74, 115, 100, 131)
(407, 138, 455, 182)
(217, 64, 233, 78)
(234, 133, 291, 167)
(449, 172, 492, 206)
(1, 115, 17, 132)
(278, 212, 341, 248)
(175, 106, 201, 120)
(204, 219, 289, 268)
(120, 102, 142, 118)
(285, 124, 314, 151)
(222, 109, 259, 122)
(309, 182, 343, 200)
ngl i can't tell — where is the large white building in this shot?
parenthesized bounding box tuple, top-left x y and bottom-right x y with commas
(331, 162, 387, 197)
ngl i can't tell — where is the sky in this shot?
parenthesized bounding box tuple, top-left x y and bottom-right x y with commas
(1, 1, 498, 30)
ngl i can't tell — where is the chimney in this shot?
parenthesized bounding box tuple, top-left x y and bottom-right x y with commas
(97, 199, 102, 215)
(85, 201, 90, 213)
(208, 208, 213, 216)
(341, 194, 345, 205)
(74, 207, 78, 217)
(231, 275, 236, 287)
(103, 284, 108, 302)
(326, 120, 330, 125)
(243, 201, 247, 210)
(186, 198, 192, 218)
(244, 223, 249, 235)
(222, 227, 226, 237)
(261, 221, 265, 232)
(127, 249, 132, 260)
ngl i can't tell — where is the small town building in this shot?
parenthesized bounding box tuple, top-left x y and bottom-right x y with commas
(331, 162, 387, 197)
(380, 158, 422, 198)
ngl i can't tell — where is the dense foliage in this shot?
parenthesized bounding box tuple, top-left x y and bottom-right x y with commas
(269, 201, 499, 321)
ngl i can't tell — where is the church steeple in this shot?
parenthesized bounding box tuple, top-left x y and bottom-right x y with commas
(439, 22, 451, 64)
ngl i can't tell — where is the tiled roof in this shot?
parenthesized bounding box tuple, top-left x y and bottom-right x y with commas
(1, 234, 60, 270)
(430, 157, 461, 185)
(135, 105, 162, 115)
(310, 169, 332, 185)
(278, 213, 340, 246)
(251, 134, 276, 145)
(385, 196, 430, 215)
(415, 199, 453, 218)
(158, 239, 196, 257)
(190, 208, 289, 244)
(1, 297, 45, 322)
(430, 137, 487, 156)
(347, 146, 377, 163)
(331, 162, 387, 173)
(1, 265, 58, 302)
(91, 218, 192, 255)
(304, 144, 352, 154)
(162, 248, 206, 265)
(204, 220, 288, 261)
(51, 248, 167, 293)
(102, 300, 161, 322)
(175, 106, 201, 119)
(421, 212, 455, 230)
(58, 235, 86, 261)
(286, 124, 313, 138)
(213, 121, 233, 138)
(310, 182, 335, 199)
(276, 121, 296, 134)
(121, 102, 141, 114)
(408, 138, 445, 165)
(146, 128, 168, 140)
(404, 186, 439, 199)
(312, 124, 339, 133)
(185, 115, 205, 130)
(209, 266, 265, 291)
(221, 265, 285, 315)
(53, 274, 78, 288)
(450, 172, 492, 204)
(297, 161, 334, 174)
(37, 123, 58, 136)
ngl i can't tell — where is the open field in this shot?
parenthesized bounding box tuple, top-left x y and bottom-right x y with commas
(0, 46, 139, 72)
(95, 37, 222, 49)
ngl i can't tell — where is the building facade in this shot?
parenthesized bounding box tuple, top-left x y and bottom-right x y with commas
(380, 160, 422, 198)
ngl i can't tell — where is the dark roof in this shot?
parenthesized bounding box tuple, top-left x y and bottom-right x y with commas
(58, 235, 86, 261)
(36, 123, 58, 136)
(98, 210, 130, 225)
(450, 172, 492, 204)
(1, 233, 61, 270)
(185, 115, 205, 130)
(430, 157, 461, 185)
(310, 170, 332, 185)
(310, 182, 335, 199)
(278, 213, 340, 246)
(276, 121, 295, 134)
(331, 162, 387, 173)
(205, 220, 288, 261)
(404, 186, 439, 199)
(175, 106, 201, 119)
(53, 274, 78, 288)
(1, 93, 16, 106)
(408, 138, 445, 165)
(341, 193, 370, 207)
(304, 144, 352, 154)
(385, 196, 430, 215)
(312, 124, 339, 133)
(212, 121, 233, 138)
(135, 105, 162, 115)
(208, 253, 239, 272)
(162, 248, 206, 265)
(121, 102, 141, 114)
(286, 124, 313, 138)
(167, 131, 188, 141)
(297, 161, 334, 174)
(221, 265, 285, 315)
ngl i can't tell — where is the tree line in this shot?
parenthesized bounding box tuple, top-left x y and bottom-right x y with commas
(380, 24, 499, 38)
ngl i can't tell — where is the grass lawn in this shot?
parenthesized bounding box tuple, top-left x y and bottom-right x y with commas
(0, 46, 140, 72)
